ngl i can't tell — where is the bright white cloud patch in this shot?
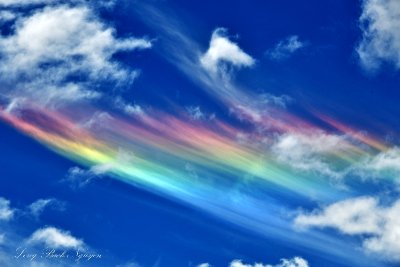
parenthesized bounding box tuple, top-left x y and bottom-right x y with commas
(200, 28, 254, 75)
(354, 147, 400, 180)
(229, 257, 309, 267)
(0, 197, 14, 221)
(267, 35, 305, 60)
(28, 227, 84, 249)
(357, 0, 400, 70)
(0, 0, 54, 6)
(271, 132, 348, 179)
(0, 4, 151, 108)
(295, 197, 400, 262)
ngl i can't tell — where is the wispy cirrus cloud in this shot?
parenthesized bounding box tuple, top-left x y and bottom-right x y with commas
(266, 35, 305, 61)
(64, 149, 134, 189)
(357, 0, 400, 71)
(295, 196, 400, 262)
(0, 197, 15, 221)
(28, 198, 65, 218)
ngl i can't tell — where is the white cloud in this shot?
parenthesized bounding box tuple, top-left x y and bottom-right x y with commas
(81, 111, 113, 129)
(197, 264, 211, 267)
(0, 0, 116, 8)
(229, 257, 309, 267)
(353, 147, 400, 180)
(0, 4, 151, 108)
(64, 165, 110, 189)
(28, 198, 65, 218)
(295, 196, 400, 261)
(114, 97, 145, 116)
(200, 28, 255, 75)
(357, 0, 400, 70)
(28, 227, 84, 249)
(0, 10, 16, 22)
(64, 149, 134, 188)
(0, 0, 54, 6)
(0, 197, 14, 221)
(187, 106, 204, 120)
(267, 35, 305, 60)
(271, 132, 348, 179)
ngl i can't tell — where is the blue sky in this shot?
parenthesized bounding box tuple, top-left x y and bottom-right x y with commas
(1, 0, 400, 267)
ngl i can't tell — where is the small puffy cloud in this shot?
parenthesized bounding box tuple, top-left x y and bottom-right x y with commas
(114, 97, 145, 116)
(28, 198, 65, 218)
(200, 28, 255, 75)
(197, 264, 211, 267)
(229, 257, 309, 267)
(266, 35, 305, 61)
(357, 0, 400, 71)
(28, 227, 84, 249)
(295, 197, 381, 234)
(0, 197, 14, 221)
(295, 197, 400, 262)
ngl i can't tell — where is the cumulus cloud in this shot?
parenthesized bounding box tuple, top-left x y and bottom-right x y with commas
(28, 226, 84, 249)
(271, 132, 349, 179)
(0, 197, 14, 221)
(229, 257, 309, 267)
(266, 35, 305, 61)
(295, 196, 400, 261)
(0, 4, 151, 108)
(357, 0, 400, 70)
(353, 147, 400, 181)
(200, 28, 255, 75)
